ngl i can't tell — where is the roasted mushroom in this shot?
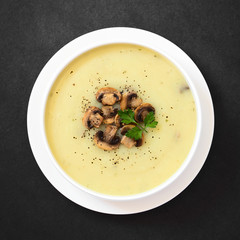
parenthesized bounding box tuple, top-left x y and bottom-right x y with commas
(121, 136, 136, 148)
(103, 125, 118, 143)
(82, 106, 103, 129)
(120, 125, 144, 148)
(120, 92, 142, 110)
(134, 103, 155, 123)
(102, 106, 118, 124)
(115, 114, 123, 128)
(94, 125, 121, 151)
(96, 87, 121, 106)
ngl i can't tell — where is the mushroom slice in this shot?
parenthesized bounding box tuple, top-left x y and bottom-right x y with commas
(94, 130, 121, 151)
(96, 87, 122, 106)
(114, 114, 122, 128)
(120, 92, 142, 110)
(103, 125, 118, 143)
(134, 103, 155, 123)
(120, 124, 144, 148)
(135, 134, 144, 147)
(82, 106, 103, 129)
(121, 136, 136, 149)
(102, 106, 118, 125)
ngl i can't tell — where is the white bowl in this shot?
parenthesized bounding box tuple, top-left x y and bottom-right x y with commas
(27, 27, 214, 214)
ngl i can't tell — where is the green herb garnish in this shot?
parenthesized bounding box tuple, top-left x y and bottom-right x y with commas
(118, 109, 136, 124)
(118, 109, 158, 140)
(144, 112, 158, 128)
(125, 126, 143, 140)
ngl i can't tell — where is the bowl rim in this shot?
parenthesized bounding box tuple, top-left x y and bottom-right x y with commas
(27, 27, 214, 206)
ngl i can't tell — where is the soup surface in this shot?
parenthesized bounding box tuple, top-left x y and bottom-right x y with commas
(45, 44, 197, 196)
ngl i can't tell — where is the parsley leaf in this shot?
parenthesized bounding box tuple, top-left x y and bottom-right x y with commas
(144, 111, 154, 125)
(125, 127, 143, 140)
(118, 109, 136, 124)
(118, 109, 158, 140)
(144, 111, 158, 128)
(145, 120, 158, 128)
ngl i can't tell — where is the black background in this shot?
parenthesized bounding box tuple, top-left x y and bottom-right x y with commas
(1, 0, 240, 239)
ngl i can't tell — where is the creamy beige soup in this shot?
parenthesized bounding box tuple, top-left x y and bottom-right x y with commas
(45, 44, 197, 196)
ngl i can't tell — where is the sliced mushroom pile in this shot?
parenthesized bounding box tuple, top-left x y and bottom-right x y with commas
(82, 87, 154, 151)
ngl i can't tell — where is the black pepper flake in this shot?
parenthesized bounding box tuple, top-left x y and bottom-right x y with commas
(70, 71, 73, 74)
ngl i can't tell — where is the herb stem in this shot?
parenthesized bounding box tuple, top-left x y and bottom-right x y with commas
(136, 123, 148, 133)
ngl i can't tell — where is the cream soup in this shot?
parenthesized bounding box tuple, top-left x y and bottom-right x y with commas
(45, 44, 197, 196)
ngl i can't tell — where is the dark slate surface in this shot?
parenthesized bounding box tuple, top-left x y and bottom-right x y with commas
(1, 0, 240, 239)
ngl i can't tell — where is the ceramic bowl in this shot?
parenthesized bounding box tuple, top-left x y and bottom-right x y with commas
(27, 27, 214, 212)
